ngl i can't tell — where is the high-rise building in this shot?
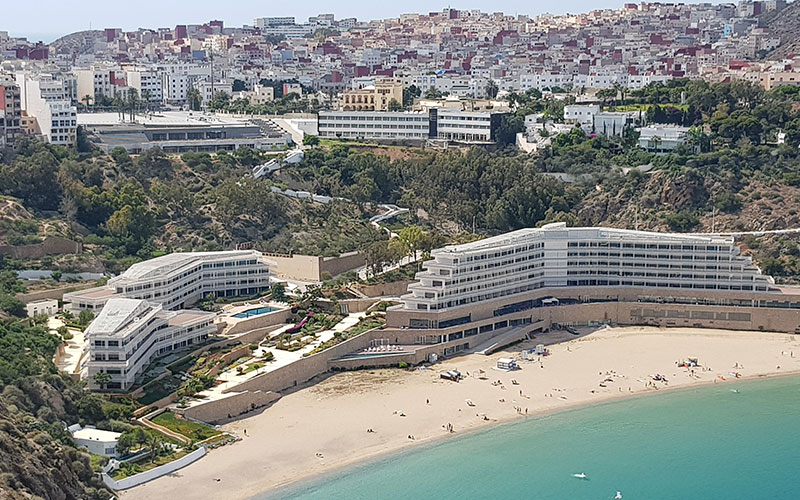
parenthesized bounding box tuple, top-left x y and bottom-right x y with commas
(0, 73, 22, 148)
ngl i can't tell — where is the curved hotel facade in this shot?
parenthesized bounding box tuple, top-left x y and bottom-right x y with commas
(379, 224, 800, 361)
(64, 250, 272, 313)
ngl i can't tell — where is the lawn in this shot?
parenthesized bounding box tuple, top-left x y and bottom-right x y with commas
(151, 411, 222, 442)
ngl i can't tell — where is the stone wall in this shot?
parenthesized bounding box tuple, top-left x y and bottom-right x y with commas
(320, 251, 365, 277)
(16, 282, 98, 303)
(177, 390, 281, 424)
(263, 251, 365, 281)
(0, 236, 81, 259)
(354, 280, 414, 298)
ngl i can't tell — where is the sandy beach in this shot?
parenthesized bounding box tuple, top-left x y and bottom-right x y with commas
(122, 326, 800, 500)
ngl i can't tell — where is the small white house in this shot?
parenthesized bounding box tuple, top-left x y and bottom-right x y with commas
(69, 424, 122, 457)
(26, 299, 59, 318)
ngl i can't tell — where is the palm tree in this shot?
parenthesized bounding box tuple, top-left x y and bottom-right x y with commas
(147, 433, 163, 463)
(141, 89, 152, 114)
(126, 88, 140, 122)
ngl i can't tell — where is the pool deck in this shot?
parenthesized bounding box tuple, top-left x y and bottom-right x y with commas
(182, 312, 367, 409)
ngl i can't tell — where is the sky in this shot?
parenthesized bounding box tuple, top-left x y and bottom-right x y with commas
(4, 0, 630, 43)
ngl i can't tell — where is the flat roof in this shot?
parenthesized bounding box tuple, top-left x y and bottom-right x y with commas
(72, 427, 122, 442)
(114, 251, 258, 283)
(169, 310, 216, 326)
(85, 298, 150, 336)
(78, 111, 262, 127)
(67, 287, 118, 300)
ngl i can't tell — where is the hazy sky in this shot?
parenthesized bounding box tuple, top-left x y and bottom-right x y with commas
(5, 0, 629, 42)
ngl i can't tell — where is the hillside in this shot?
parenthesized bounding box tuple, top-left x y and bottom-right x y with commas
(762, 2, 800, 59)
(48, 30, 105, 57)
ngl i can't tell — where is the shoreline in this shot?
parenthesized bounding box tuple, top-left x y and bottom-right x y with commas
(259, 368, 800, 499)
(122, 326, 800, 500)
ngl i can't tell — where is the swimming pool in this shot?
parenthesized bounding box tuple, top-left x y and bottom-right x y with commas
(233, 307, 276, 319)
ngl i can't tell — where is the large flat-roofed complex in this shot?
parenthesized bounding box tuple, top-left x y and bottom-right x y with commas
(64, 250, 272, 313)
(78, 111, 290, 153)
(84, 298, 216, 390)
(383, 224, 800, 347)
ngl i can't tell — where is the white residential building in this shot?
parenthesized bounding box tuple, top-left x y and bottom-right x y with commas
(564, 104, 599, 129)
(69, 425, 122, 457)
(64, 250, 272, 313)
(26, 299, 59, 317)
(84, 297, 216, 390)
(74, 68, 129, 103)
(638, 125, 691, 152)
(126, 69, 163, 103)
(15, 73, 77, 146)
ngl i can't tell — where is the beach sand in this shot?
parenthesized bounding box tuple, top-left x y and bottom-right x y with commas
(122, 326, 800, 500)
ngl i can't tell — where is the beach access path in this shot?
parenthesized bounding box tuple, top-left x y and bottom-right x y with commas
(122, 326, 800, 500)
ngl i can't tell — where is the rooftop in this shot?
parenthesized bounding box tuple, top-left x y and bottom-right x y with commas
(85, 298, 151, 336)
(437, 223, 736, 254)
(78, 111, 260, 128)
(113, 250, 257, 283)
(71, 426, 122, 442)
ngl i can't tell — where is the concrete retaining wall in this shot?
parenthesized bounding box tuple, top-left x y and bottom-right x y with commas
(0, 236, 81, 259)
(224, 308, 291, 336)
(102, 446, 207, 490)
(354, 280, 413, 298)
(178, 390, 281, 424)
(16, 282, 98, 303)
(262, 252, 365, 281)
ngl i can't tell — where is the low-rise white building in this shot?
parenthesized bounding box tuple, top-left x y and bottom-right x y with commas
(69, 425, 122, 457)
(638, 125, 691, 153)
(26, 298, 59, 317)
(317, 109, 502, 143)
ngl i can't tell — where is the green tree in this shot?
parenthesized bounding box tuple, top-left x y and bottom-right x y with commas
(271, 282, 287, 302)
(93, 372, 112, 389)
(390, 226, 424, 264)
(485, 80, 499, 99)
(187, 89, 203, 111)
(387, 98, 402, 111)
(303, 135, 320, 146)
(78, 309, 95, 326)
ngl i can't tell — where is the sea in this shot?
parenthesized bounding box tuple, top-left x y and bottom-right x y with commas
(258, 375, 800, 500)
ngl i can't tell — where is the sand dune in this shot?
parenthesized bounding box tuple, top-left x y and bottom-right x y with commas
(122, 326, 800, 500)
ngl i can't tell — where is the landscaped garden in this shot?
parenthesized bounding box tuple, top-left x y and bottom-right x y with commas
(151, 411, 221, 442)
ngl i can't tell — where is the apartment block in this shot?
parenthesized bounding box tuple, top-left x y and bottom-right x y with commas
(85, 297, 216, 390)
(0, 74, 22, 147)
(15, 73, 77, 146)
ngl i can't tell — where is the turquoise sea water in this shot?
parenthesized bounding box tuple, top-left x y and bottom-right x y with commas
(258, 376, 800, 500)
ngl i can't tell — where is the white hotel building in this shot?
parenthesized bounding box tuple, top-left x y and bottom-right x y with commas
(84, 298, 216, 390)
(64, 250, 272, 313)
(382, 223, 800, 348)
(401, 223, 775, 314)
